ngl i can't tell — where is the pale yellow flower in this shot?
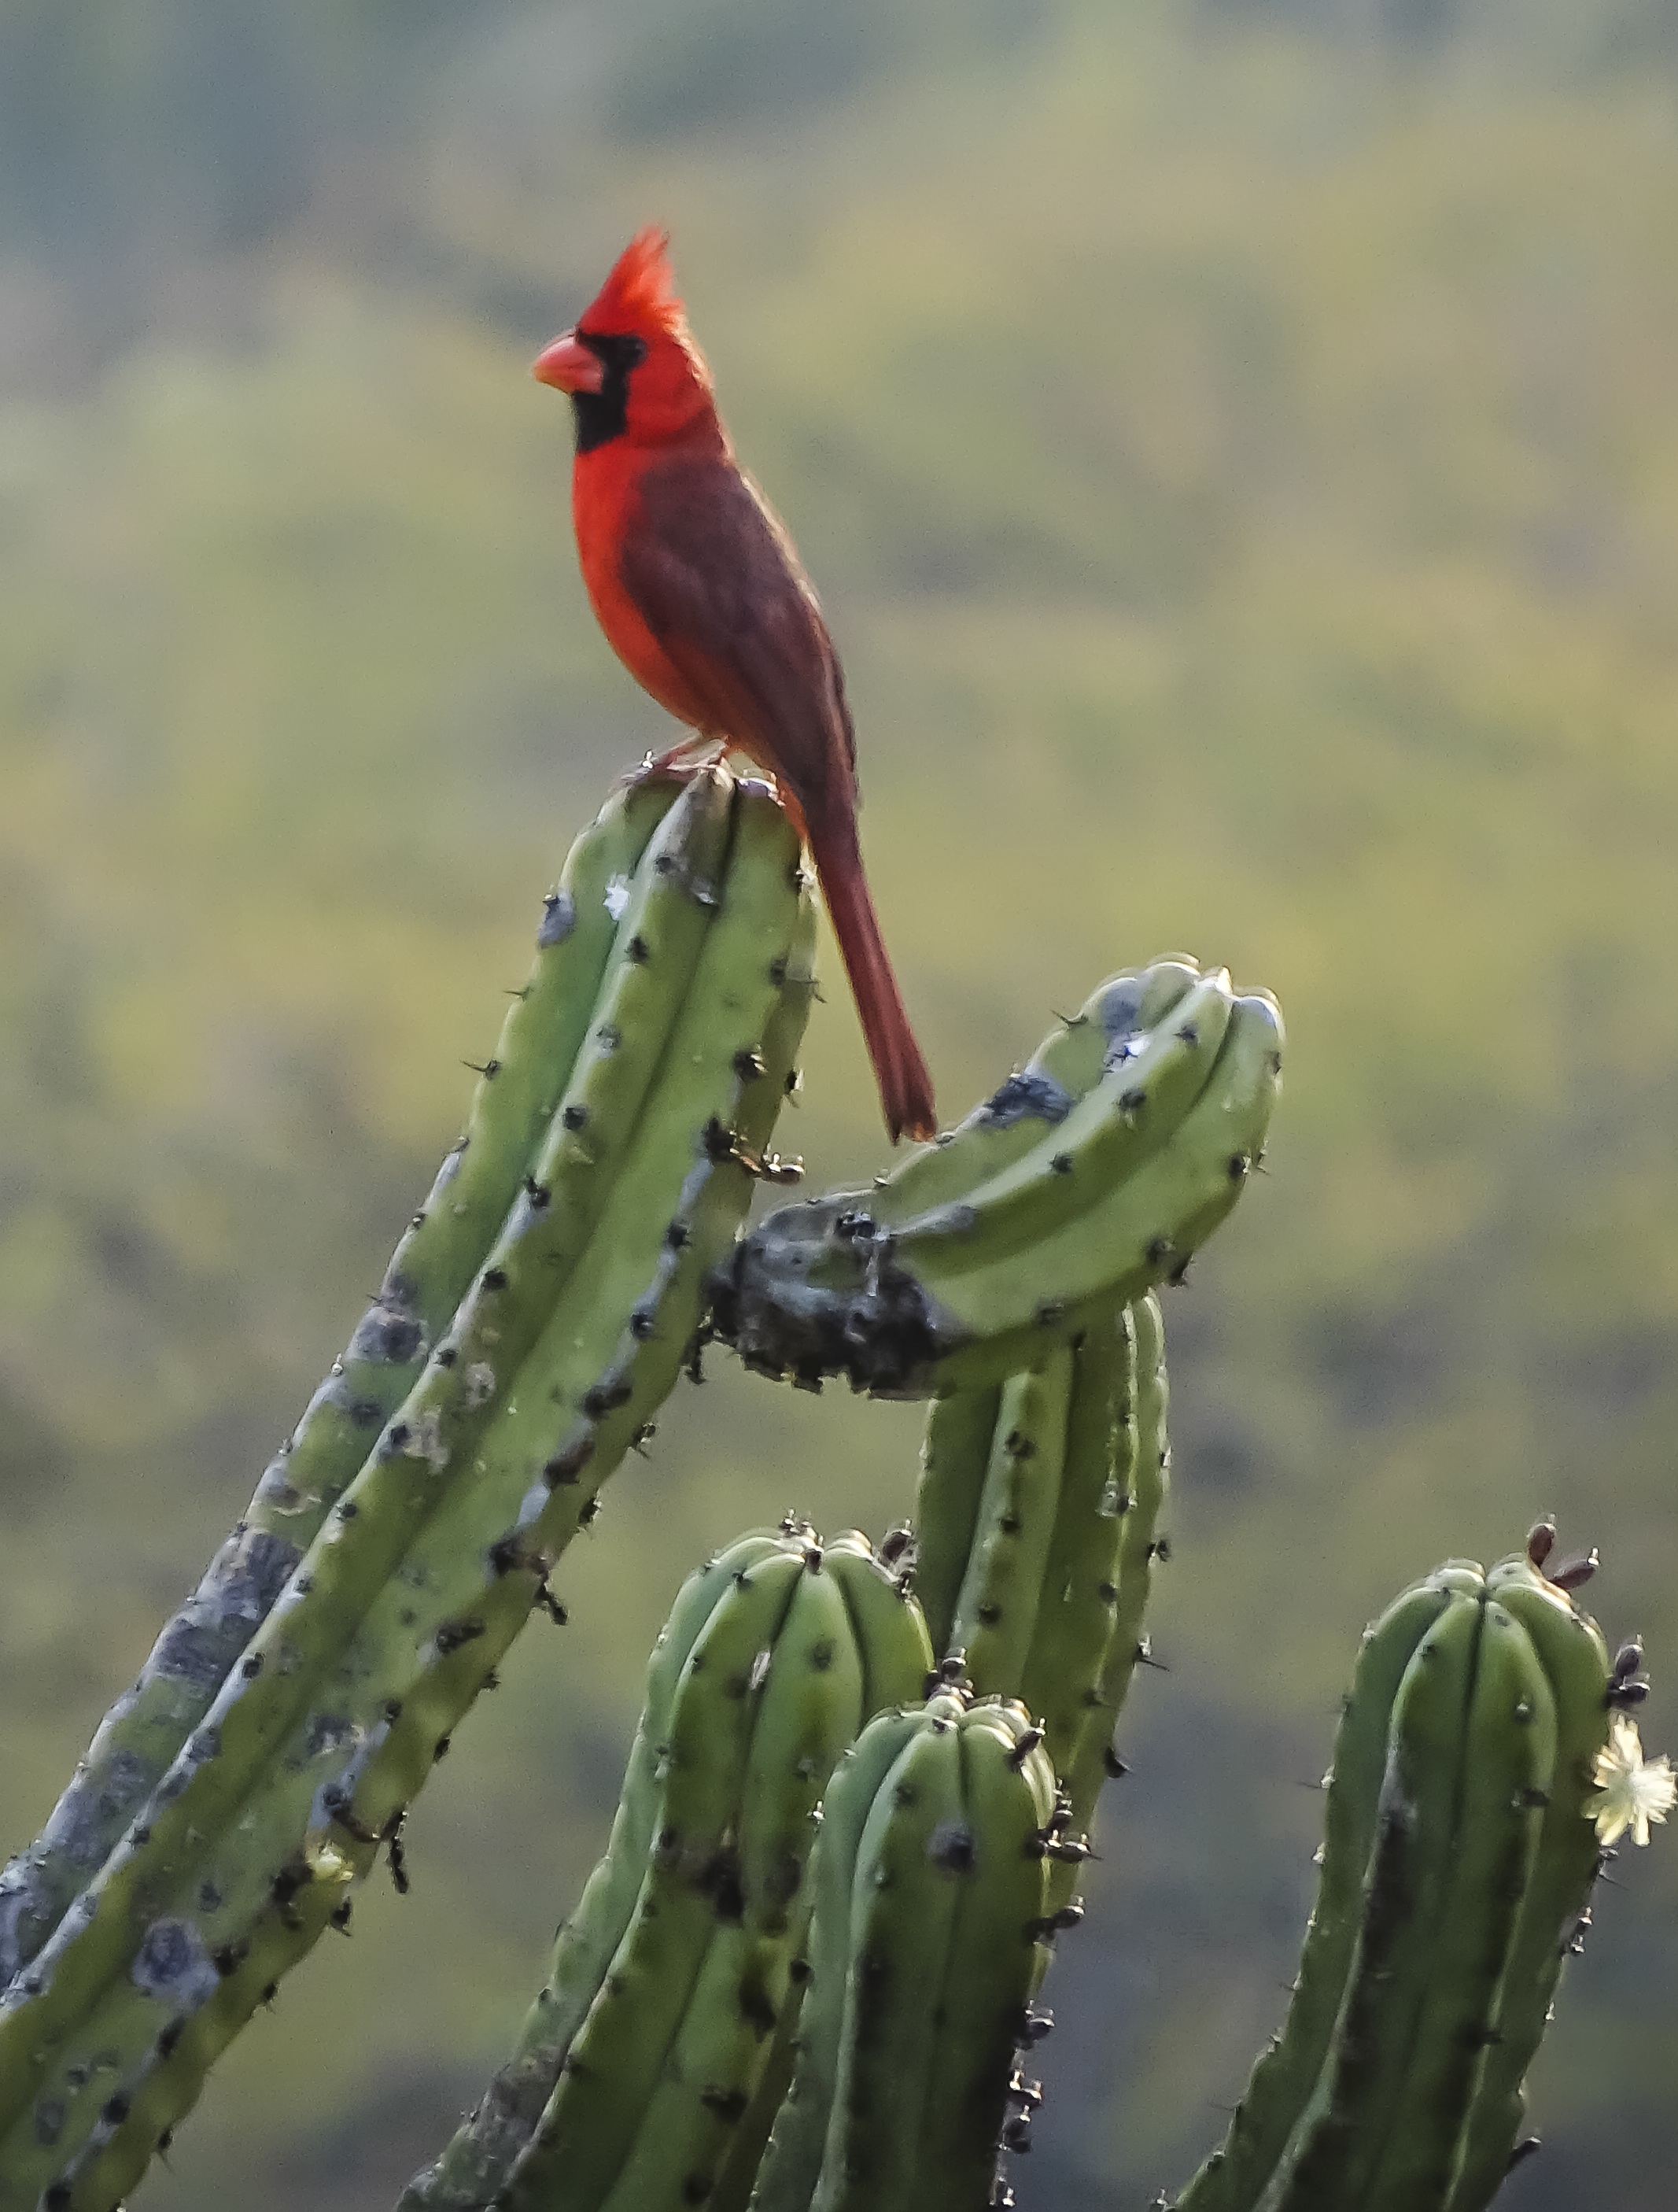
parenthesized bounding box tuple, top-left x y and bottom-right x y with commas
(1588, 1714, 1676, 1848)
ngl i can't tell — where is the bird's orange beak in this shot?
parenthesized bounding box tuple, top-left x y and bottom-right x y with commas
(532, 330, 604, 394)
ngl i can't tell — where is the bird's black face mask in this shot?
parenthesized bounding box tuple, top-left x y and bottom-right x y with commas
(570, 330, 647, 453)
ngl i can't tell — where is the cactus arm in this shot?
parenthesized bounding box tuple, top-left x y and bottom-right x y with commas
(12, 782, 816, 2209)
(911, 1387, 1004, 1660)
(945, 1353, 1075, 1697)
(1251, 1589, 1486, 2212)
(0, 784, 677, 1987)
(893, 970, 1234, 1270)
(919, 992, 1282, 1364)
(814, 1713, 968, 2212)
(1172, 1573, 1462, 2212)
(909, 1708, 1057, 2212)
(500, 1553, 809, 2212)
(0, 775, 736, 2144)
(1049, 1296, 1165, 1914)
(748, 1707, 931, 2212)
(606, 1548, 932, 2212)
(595, 1557, 867, 2212)
(1019, 1304, 1134, 1779)
(1444, 1561, 1612, 2211)
(864, 967, 1166, 1229)
(780, 1697, 1057, 2212)
(1359, 1602, 1554, 2212)
(714, 988, 1282, 1398)
(398, 1534, 793, 2212)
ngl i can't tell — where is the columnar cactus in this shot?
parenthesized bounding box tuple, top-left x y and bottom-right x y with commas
(0, 777, 684, 1989)
(0, 767, 817, 2212)
(410, 1291, 1176, 2212)
(403, 1524, 932, 2212)
(1170, 1538, 1622, 2212)
(710, 960, 1282, 1395)
(748, 1691, 1060, 2212)
(2, 768, 1669, 2212)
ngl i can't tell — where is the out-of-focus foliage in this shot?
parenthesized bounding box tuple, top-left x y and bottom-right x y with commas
(2, 3, 1676, 2208)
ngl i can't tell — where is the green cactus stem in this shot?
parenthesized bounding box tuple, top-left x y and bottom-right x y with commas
(1051, 1292, 1168, 1901)
(401, 1531, 796, 2212)
(1444, 1551, 1621, 2210)
(710, 972, 1281, 1398)
(0, 781, 680, 1986)
(462, 1527, 930, 2212)
(401, 1524, 929, 2212)
(749, 1690, 1058, 2212)
(0, 769, 734, 2153)
(941, 1353, 1075, 1701)
(1010, 1304, 1136, 1784)
(910, 1386, 1004, 1661)
(1170, 1545, 1613, 2212)
(905, 1297, 1167, 1904)
(0, 773, 817, 2212)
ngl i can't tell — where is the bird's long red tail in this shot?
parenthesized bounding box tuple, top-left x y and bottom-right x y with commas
(806, 814, 937, 1144)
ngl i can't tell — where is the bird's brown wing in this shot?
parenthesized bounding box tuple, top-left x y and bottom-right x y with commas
(618, 455, 857, 824)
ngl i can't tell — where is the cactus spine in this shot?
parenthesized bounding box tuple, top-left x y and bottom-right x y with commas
(712, 965, 1282, 1396)
(0, 781, 680, 1988)
(0, 771, 816, 2212)
(909, 1295, 1169, 1876)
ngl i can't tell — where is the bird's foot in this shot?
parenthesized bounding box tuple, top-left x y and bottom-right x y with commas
(618, 739, 725, 792)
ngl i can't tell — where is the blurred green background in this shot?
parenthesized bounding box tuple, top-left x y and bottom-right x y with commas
(2, 0, 1676, 2203)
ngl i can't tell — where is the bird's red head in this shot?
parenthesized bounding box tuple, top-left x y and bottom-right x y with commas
(533, 228, 722, 456)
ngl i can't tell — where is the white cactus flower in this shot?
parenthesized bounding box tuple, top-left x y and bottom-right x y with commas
(1587, 1714, 1676, 1848)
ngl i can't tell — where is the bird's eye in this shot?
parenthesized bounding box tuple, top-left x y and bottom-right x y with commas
(579, 331, 647, 374)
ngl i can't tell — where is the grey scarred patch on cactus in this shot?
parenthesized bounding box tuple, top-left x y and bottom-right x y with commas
(538, 889, 577, 947)
(128, 1920, 218, 2009)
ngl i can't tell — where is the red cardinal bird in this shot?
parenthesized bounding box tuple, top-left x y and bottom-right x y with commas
(532, 228, 937, 1144)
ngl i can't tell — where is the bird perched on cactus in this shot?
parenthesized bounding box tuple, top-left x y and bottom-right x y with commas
(532, 227, 938, 1144)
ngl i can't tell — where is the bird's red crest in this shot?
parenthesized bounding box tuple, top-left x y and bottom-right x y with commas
(581, 227, 685, 340)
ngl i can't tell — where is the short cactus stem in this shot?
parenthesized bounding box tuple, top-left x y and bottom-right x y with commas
(1171, 1542, 1615, 2212)
(906, 1295, 1167, 1909)
(944, 1350, 1077, 1699)
(913, 1383, 1005, 1661)
(420, 1527, 933, 2212)
(1050, 1292, 1169, 1904)
(1016, 1301, 1139, 1783)
(748, 1690, 1059, 2212)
